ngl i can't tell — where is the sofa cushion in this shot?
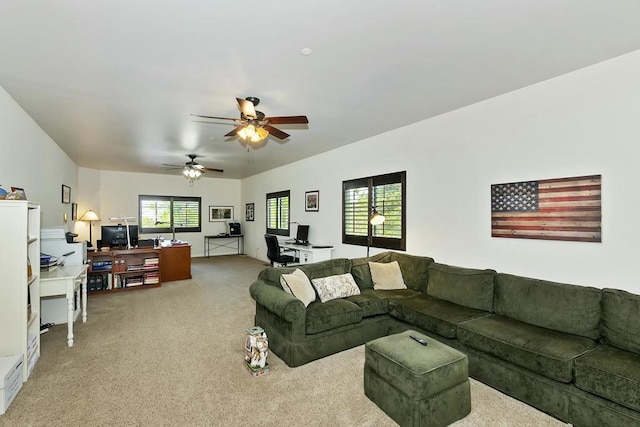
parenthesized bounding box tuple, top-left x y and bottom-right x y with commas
(345, 290, 389, 317)
(426, 263, 495, 312)
(299, 258, 353, 281)
(346, 289, 420, 318)
(258, 265, 297, 287)
(389, 252, 434, 292)
(311, 273, 361, 303)
(458, 314, 598, 383)
(389, 295, 489, 339)
(305, 298, 363, 334)
(574, 345, 640, 412)
(369, 261, 406, 290)
(351, 252, 392, 289)
(601, 289, 640, 354)
(494, 273, 601, 340)
(279, 269, 316, 307)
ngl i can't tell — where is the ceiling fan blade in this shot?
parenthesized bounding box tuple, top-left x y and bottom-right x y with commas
(191, 114, 239, 121)
(203, 167, 224, 173)
(225, 125, 245, 137)
(162, 163, 184, 169)
(236, 98, 257, 119)
(266, 115, 309, 124)
(264, 124, 290, 139)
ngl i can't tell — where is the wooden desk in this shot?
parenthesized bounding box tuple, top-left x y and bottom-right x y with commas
(161, 245, 192, 282)
(40, 264, 88, 347)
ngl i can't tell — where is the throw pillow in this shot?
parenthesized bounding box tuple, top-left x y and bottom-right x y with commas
(369, 261, 407, 290)
(280, 269, 316, 307)
(311, 273, 360, 303)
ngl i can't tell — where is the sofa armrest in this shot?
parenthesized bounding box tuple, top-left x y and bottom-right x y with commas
(249, 280, 306, 324)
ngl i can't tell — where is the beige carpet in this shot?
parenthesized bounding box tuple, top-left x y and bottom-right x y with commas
(1, 256, 566, 426)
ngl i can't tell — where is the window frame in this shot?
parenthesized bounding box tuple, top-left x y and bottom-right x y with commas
(266, 190, 290, 236)
(138, 195, 202, 234)
(342, 171, 406, 251)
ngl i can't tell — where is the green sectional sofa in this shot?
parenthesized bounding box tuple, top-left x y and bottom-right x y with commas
(249, 251, 640, 426)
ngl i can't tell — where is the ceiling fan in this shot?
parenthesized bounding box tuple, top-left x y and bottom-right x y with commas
(162, 154, 223, 184)
(192, 97, 309, 142)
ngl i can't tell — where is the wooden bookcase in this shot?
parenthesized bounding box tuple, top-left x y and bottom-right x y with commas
(0, 201, 41, 381)
(87, 248, 161, 293)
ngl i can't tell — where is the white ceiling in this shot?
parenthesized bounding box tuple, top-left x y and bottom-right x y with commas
(2, 1, 640, 179)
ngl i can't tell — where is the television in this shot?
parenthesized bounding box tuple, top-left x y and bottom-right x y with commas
(100, 225, 139, 249)
(295, 224, 310, 245)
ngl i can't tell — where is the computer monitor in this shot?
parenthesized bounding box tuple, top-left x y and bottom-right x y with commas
(100, 224, 139, 249)
(296, 225, 310, 245)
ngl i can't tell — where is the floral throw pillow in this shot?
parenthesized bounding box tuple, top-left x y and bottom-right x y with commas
(311, 273, 361, 303)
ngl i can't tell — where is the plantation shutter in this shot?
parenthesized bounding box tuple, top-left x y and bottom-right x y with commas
(266, 190, 290, 236)
(139, 195, 202, 233)
(342, 171, 406, 251)
(172, 197, 201, 232)
(343, 178, 369, 246)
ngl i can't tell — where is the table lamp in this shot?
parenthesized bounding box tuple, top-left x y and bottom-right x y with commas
(79, 209, 101, 248)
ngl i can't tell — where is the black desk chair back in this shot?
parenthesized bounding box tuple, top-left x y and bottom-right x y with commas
(265, 234, 296, 267)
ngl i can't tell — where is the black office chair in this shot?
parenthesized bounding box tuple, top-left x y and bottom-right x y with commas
(265, 234, 297, 267)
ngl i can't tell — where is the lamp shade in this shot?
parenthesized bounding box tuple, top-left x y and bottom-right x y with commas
(370, 206, 386, 226)
(79, 210, 100, 222)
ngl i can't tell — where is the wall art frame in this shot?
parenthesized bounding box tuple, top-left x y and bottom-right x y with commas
(246, 203, 254, 221)
(491, 174, 601, 243)
(305, 190, 319, 212)
(209, 206, 234, 222)
(61, 185, 71, 204)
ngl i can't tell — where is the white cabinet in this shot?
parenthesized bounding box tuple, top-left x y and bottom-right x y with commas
(280, 243, 334, 265)
(0, 201, 41, 381)
(296, 247, 333, 264)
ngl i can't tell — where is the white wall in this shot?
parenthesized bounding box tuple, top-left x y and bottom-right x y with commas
(0, 86, 78, 229)
(78, 167, 241, 257)
(242, 50, 640, 293)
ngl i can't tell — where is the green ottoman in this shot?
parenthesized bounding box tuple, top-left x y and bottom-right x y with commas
(364, 330, 471, 426)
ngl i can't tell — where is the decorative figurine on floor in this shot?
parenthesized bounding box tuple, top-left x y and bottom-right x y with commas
(245, 326, 269, 377)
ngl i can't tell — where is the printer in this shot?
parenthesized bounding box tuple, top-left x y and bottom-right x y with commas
(41, 227, 87, 266)
(227, 221, 242, 236)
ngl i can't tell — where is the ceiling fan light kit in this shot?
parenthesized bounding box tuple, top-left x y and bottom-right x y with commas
(162, 154, 223, 185)
(192, 96, 309, 146)
(183, 167, 202, 185)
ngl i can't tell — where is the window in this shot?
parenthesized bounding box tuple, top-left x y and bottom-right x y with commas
(139, 195, 202, 234)
(266, 190, 290, 236)
(343, 171, 406, 251)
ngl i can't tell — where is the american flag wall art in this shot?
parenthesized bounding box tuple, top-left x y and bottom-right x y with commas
(491, 175, 601, 243)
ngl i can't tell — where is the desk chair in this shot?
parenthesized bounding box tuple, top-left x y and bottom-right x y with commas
(265, 234, 297, 267)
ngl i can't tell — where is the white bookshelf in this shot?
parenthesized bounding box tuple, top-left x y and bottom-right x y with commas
(0, 201, 41, 381)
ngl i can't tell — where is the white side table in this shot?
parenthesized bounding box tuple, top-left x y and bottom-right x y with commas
(40, 264, 88, 347)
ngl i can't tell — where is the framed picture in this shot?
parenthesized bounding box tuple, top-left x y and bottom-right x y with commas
(71, 202, 78, 221)
(10, 187, 27, 200)
(61, 185, 71, 204)
(209, 206, 234, 222)
(246, 203, 254, 221)
(305, 190, 319, 212)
